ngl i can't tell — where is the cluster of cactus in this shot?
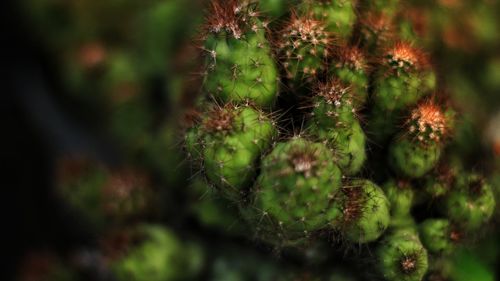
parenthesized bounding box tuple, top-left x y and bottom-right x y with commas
(183, 1, 498, 280)
(17, 0, 500, 280)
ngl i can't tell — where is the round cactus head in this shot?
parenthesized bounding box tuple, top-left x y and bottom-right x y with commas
(310, 78, 357, 128)
(306, 80, 366, 176)
(383, 42, 426, 74)
(186, 103, 277, 200)
(277, 12, 332, 84)
(377, 230, 428, 281)
(444, 173, 496, 230)
(329, 180, 390, 243)
(246, 138, 342, 244)
(418, 218, 461, 255)
(405, 101, 449, 146)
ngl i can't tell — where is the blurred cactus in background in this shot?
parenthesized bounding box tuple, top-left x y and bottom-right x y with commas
(13, 0, 500, 281)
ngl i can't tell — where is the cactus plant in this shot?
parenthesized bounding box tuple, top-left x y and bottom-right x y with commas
(202, 0, 279, 108)
(443, 173, 496, 231)
(329, 179, 390, 243)
(376, 229, 429, 281)
(307, 79, 366, 175)
(388, 101, 450, 178)
(22, 1, 500, 281)
(301, 0, 357, 42)
(418, 218, 460, 255)
(185, 103, 276, 200)
(243, 137, 342, 245)
(277, 13, 333, 87)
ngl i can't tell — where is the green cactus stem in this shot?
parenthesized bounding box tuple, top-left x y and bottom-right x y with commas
(377, 229, 429, 281)
(203, 0, 278, 108)
(301, 0, 357, 42)
(245, 137, 342, 244)
(330, 46, 369, 106)
(307, 79, 366, 175)
(388, 102, 450, 178)
(309, 79, 359, 128)
(313, 122, 366, 175)
(443, 173, 496, 231)
(382, 179, 415, 219)
(329, 179, 390, 243)
(418, 218, 460, 255)
(256, 0, 297, 20)
(277, 13, 332, 88)
(185, 103, 276, 200)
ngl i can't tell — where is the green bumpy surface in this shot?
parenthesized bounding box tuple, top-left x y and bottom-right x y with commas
(377, 229, 429, 281)
(329, 180, 390, 243)
(204, 26, 278, 108)
(382, 180, 414, 218)
(444, 174, 496, 231)
(418, 218, 456, 255)
(310, 121, 366, 175)
(186, 106, 276, 200)
(249, 138, 342, 242)
(112, 225, 203, 281)
(303, 0, 357, 41)
(388, 138, 442, 178)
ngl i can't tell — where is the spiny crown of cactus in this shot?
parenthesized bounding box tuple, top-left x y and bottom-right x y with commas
(384, 42, 426, 73)
(335, 46, 367, 72)
(377, 230, 428, 281)
(311, 79, 357, 127)
(288, 146, 321, 177)
(201, 0, 278, 108)
(278, 12, 332, 80)
(406, 101, 448, 145)
(205, 0, 261, 39)
(248, 138, 342, 242)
